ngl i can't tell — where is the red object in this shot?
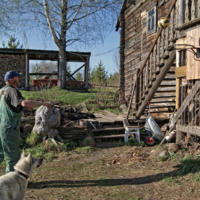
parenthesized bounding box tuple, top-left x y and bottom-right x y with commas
(144, 136, 155, 146)
(32, 75, 84, 88)
(147, 101, 150, 105)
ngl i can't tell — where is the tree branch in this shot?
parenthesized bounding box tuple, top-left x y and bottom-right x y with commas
(43, 0, 61, 48)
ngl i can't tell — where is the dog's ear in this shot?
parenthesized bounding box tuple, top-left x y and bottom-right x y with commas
(21, 150, 25, 158)
(27, 153, 32, 163)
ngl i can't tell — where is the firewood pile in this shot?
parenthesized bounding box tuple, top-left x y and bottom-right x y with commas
(20, 110, 89, 140)
(66, 80, 85, 88)
(0, 54, 26, 88)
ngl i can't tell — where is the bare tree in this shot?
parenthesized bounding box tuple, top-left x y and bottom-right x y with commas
(112, 50, 119, 72)
(2, 0, 123, 88)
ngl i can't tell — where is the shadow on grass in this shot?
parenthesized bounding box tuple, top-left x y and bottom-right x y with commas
(28, 157, 200, 189)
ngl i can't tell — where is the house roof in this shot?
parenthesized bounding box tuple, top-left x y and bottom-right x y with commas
(115, 0, 127, 31)
(0, 48, 91, 62)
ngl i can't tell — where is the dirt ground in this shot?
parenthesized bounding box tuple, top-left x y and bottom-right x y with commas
(1, 141, 200, 200)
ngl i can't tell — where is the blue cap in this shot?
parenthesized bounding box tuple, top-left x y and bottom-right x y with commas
(4, 71, 21, 82)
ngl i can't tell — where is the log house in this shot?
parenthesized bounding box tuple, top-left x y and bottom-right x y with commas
(116, 0, 200, 141)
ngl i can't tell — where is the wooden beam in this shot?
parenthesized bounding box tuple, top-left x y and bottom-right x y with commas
(126, 73, 137, 119)
(85, 56, 89, 91)
(175, 66, 186, 78)
(176, 78, 180, 109)
(25, 53, 29, 89)
(71, 64, 85, 76)
(176, 16, 200, 30)
(136, 51, 176, 119)
(176, 124, 200, 137)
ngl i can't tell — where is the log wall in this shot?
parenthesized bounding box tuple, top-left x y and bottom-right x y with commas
(122, 0, 174, 108)
(0, 54, 26, 88)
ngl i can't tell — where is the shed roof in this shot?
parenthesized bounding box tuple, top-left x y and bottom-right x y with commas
(0, 48, 91, 62)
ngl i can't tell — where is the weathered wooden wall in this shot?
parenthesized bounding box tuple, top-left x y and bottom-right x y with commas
(0, 54, 26, 88)
(186, 27, 200, 80)
(123, 0, 174, 109)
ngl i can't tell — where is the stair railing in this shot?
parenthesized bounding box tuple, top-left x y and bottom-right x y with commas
(126, 0, 178, 119)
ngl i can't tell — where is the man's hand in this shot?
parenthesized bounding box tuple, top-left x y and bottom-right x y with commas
(24, 107, 33, 111)
(44, 102, 51, 109)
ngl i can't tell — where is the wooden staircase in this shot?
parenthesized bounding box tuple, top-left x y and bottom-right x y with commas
(126, 0, 178, 119)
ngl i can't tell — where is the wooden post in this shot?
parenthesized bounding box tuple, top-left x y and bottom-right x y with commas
(119, 14, 125, 101)
(85, 56, 89, 92)
(25, 53, 29, 90)
(126, 72, 137, 119)
(191, 0, 195, 20)
(170, 8, 174, 45)
(135, 69, 139, 110)
(176, 120, 183, 143)
(178, 0, 184, 26)
(198, 0, 200, 17)
(185, 0, 189, 23)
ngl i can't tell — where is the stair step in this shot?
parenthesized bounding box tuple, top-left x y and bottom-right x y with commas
(144, 110, 175, 114)
(92, 127, 125, 132)
(147, 105, 175, 109)
(94, 135, 125, 139)
(150, 100, 175, 104)
(155, 90, 175, 93)
(159, 85, 176, 87)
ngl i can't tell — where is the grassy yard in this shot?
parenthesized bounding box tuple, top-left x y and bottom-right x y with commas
(21, 86, 119, 109)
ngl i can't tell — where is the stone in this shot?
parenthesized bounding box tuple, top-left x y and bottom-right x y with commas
(120, 104, 127, 113)
(32, 103, 62, 145)
(168, 143, 179, 153)
(159, 150, 169, 157)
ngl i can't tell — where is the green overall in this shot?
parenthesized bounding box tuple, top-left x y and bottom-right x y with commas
(0, 86, 22, 173)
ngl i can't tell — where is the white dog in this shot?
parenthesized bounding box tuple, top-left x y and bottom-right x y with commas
(0, 151, 43, 200)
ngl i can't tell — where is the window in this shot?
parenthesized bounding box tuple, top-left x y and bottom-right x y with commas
(147, 7, 157, 34)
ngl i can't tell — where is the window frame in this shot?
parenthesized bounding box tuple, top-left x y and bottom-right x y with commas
(146, 6, 157, 35)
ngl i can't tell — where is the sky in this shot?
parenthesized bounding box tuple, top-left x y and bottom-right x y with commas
(11, 29, 121, 75)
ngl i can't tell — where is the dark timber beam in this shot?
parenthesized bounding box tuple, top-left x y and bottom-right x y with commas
(136, 50, 176, 119)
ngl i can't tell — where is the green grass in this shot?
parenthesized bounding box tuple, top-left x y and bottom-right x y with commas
(21, 86, 119, 111)
(107, 108, 123, 115)
(21, 86, 93, 105)
(75, 146, 93, 152)
(157, 155, 169, 162)
(127, 138, 146, 147)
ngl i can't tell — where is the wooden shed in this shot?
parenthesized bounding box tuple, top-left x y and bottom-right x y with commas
(0, 48, 91, 91)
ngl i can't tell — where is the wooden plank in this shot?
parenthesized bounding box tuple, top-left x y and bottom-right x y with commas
(176, 78, 180, 109)
(123, 119, 130, 127)
(175, 66, 186, 78)
(92, 113, 115, 123)
(185, 0, 189, 23)
(92, 127, 125, 132)
(187, 27, 200, 80)
(198, 0, 200, 17)
(94, 135, 125, 139)
(176, 125, 200, 137)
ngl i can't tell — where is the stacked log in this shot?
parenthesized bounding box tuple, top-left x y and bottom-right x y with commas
(21, 116, 88, 140)
(0, 54, 26, 88)
(57, 127, 88, 139)
(66, 80, 85, 88)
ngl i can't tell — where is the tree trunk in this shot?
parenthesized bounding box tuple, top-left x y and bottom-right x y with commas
(58, 45, 66, 89)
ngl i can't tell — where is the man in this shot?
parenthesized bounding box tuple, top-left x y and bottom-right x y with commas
(0, 71, 51, 173)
